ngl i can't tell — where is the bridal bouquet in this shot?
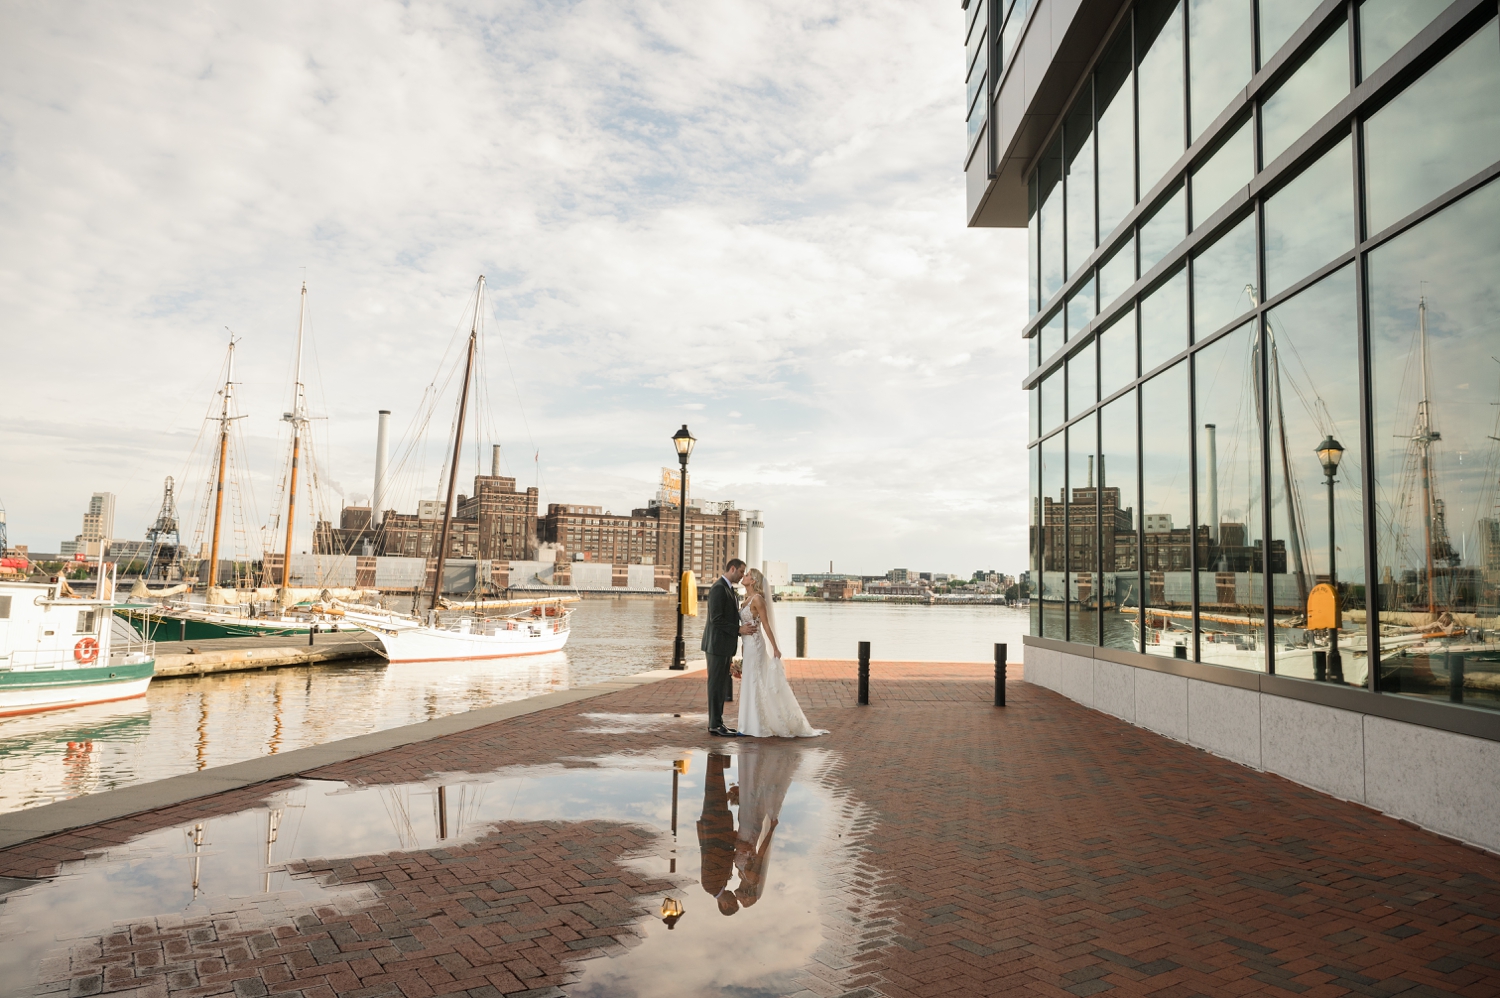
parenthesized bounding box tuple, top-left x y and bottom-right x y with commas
(730, 658, 743, 678)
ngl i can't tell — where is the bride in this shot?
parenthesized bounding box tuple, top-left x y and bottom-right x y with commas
(737, 569, 826, 738)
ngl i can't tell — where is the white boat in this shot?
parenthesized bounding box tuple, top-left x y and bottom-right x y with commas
(0, 577, 155, 718)
(341, 603, 572, 663)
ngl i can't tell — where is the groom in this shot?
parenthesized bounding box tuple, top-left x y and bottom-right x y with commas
(702, 558, 756, 737)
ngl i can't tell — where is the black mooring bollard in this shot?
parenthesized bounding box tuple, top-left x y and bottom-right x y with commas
(1313, 650, 1327, 682)
(309, 623, 316, 647)
(796, 616, 807, 658)
(995, 643, 1007, 707)
(1449, 652, 1465, 703)
(858, 641, 870, 705)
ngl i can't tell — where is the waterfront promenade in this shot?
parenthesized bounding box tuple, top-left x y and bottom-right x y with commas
(2, 661, 1498, 997)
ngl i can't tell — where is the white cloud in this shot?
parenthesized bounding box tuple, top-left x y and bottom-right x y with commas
(0, 0, 1028, 576)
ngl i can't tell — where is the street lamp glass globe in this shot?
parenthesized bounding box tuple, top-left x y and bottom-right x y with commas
(672, 425, 696, 459)
(1315, 435, 1344, 477)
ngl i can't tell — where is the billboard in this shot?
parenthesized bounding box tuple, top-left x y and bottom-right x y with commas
(659, 467, 681, 506)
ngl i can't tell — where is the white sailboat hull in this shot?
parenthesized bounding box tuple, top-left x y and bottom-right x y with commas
(0, 675, 153, 718)
(342, 611, 570, 663)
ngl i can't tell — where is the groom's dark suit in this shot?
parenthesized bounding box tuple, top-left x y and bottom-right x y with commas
(700, 575, 740, 731)
(697, 753, 736, 900)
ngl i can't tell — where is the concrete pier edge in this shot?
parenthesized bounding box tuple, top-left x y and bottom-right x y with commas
(0, 660, 709, 853)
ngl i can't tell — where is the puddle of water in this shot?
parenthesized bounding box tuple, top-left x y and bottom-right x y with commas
(0, 743, 885, 997)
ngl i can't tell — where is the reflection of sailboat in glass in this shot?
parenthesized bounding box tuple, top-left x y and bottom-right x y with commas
(1379, 296, 1500, 695)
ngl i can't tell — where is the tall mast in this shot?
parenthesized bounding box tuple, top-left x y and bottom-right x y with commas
(280, 282, 309, 593)
(430, 276, 483, 613)
(1270, 339, 1309, 607)
(1416, 295, 1438, 615)
(207, 335, 238, 589)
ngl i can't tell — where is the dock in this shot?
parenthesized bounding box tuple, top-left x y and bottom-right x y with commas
(150, 632, 385, 678)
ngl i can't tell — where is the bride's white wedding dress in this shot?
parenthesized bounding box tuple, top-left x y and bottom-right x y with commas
(737, 604, 826, 738)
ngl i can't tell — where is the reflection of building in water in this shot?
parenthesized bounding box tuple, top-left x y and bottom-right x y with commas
(970, 0, 1500, 826)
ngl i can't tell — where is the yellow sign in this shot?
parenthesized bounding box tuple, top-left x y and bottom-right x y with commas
(679, 570, 698, 615)
(660, 467, 681, 506)
(1306, 583, 1340, 630)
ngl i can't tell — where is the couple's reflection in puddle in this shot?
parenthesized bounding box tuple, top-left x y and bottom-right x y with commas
(697, 743, 799, 916)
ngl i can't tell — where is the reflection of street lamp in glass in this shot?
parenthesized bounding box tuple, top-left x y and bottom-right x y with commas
(670, 425, 696, 670)
(1316, 436, 1345, 682)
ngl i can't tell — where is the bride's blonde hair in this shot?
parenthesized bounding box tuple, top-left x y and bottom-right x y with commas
(745, 568, 766, 595)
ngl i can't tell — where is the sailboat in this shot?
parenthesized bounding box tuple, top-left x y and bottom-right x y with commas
(340, 277, 573, 663)
(120, 289, 363, 641)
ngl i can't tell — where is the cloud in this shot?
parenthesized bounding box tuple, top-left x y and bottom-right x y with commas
(0, 0, 1028, 575)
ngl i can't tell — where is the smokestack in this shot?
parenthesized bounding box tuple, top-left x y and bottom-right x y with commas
(1205, 423, 1218, 544)
(492, 444, 501, 478)
(373, 410, 391, 525)
(1087, 454, 1094, 489)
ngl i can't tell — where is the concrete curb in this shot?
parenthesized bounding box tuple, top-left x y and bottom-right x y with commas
(0, 660, 707, 852)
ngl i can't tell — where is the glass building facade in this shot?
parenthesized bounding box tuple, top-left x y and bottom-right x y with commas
(969, 0, 1500, 716)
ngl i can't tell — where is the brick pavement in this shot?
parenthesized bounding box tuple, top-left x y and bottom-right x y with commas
(4, 659, 1500, 998)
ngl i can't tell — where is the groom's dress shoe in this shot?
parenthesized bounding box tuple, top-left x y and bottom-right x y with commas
(709, 726, 731, 737)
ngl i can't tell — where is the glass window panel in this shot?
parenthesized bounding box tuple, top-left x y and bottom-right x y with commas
(1068, 418, 1101, 643)
(1097, 27, 1136, 238)
(1067, 277, 1097, 339)
(1369, 177, 1500, 711)
(1040, 308, 1064, 366)
(1140, 361, 1192, 656)
(1039, 432, 1066, 636)
(1141, 269, 1189, 373)
(1039, 136, 1065, 304)
(1264, 136, 1353, 296)
(1100, 390, 1141, 650)
(1193, 322, 1266, 669)
(1258, 0, 1318, 65)
(1099, 235, 1136, 310)
(1030, 443, 1042, 635)
(1099, 311, 1138, 400)
(967, 0, 987, 77)
(1364, 19, 1500, 236)
(1003, 0, 1029, 63)
(1192, 213, 1256, 338)
(1264, 266, 1365, 684)
(1028, 172, 1040, 316)
(1358, 0, 1447, 80)
(1188, 0, 1252, 140)
(1139, 185, 1186, 275)
(1137, 0, 1186, 194)
(967, 90, 988, 151)
(1042, 366, 1065, 433)
(1030, 385, 1040, 438)
(1067, 339, 1098, 419)
(1030, 333, 1040, 372)
(1065, 92, 1096, 278)
(968, 66, 986, 119)
(1261, 22, 1349, 165)
(1190, 118, 1252, 229)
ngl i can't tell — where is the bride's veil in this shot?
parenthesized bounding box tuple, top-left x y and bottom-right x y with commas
(750, 568, 779, 656)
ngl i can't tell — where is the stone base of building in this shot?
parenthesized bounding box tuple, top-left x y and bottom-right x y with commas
(1023, 635, 1500, 855)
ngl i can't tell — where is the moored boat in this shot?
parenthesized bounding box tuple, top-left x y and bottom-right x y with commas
(0, 579, 155, 718)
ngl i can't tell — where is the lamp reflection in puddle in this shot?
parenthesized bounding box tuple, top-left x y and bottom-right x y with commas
(660, 896, 685, 929)
(669, 757, 689, 872)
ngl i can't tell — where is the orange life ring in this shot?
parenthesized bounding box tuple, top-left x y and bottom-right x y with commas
(74, 637, 99, 664)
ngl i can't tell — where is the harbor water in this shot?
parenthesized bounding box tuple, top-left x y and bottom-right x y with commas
(0, 600, 1027, 815)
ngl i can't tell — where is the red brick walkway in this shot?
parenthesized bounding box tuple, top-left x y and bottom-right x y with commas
(5, 661, 1500, 998)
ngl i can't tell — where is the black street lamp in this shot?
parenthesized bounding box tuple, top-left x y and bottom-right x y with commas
(670, 425, 696, 670)
(1316, 435, 1345, 682)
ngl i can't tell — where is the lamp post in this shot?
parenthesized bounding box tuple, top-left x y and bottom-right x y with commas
(1316, 435, 1345, 682)
(670, 425, 696, 670)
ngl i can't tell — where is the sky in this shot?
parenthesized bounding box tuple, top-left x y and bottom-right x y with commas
(0, 0, 1029, 577)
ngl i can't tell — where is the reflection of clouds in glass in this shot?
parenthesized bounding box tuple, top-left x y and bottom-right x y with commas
(1263, 136, 1353, 296)
(1096, 30, 1135, 237)
(1190, 119, 1252, 229)
(1265, 265, 1363, 581)
(1192, 213, 1256, 337)
(1140, 268, 1188, 374)
(1141, 361, 1191, 521)
(1039, 138, 1065, 304)
(1066, 96, 1096, 280)
(1140, 186, 1186, 276)
(1068, 342, 1098, 417)
(1099, 312, 1137, 400)
(1369, 178, 1500, 580)
(1359, 0, 1449, 79)
(1138, 0, 1186, 194)
(1363, 19, 1500, 235)
(1189, 0, 1252, 139)
(1261, 23, 1347, 164)
(1259, 0, 1318, 63)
